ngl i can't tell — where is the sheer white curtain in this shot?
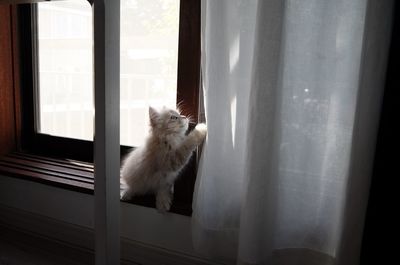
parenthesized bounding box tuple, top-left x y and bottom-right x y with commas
(192, 1, 393, 265)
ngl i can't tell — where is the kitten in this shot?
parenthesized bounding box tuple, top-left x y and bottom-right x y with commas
(120, 106, 207, 212)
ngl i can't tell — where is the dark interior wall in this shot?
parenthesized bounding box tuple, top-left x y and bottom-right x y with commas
(360, 2, 399, 265)
(0, 5, 16, 156)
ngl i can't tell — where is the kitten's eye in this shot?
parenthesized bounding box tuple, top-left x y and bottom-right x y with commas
(170, 116, 179, 120)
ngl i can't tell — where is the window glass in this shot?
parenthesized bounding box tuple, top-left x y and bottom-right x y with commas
(38, 0, 180, 146)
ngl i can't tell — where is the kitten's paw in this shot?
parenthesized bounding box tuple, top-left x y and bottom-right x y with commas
(193, 123, 207, 143)
(195, 123, 207, 134)
(156, 193, 172, 213)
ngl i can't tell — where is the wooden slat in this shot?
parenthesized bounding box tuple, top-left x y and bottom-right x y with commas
(0, 165, 93, 188)
(8, 153, 94, 172)
(0, 156, 93, 179)
(0, 161, 93, 184)
(19, 152, 93, 167)
(0, 152, 94, 193)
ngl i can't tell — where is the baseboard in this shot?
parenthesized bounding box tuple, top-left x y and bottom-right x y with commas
(0, 204, 222, 265)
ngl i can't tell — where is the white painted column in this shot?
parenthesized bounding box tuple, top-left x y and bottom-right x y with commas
(1, 0, 121, 263)
(93, 0, 120, 264)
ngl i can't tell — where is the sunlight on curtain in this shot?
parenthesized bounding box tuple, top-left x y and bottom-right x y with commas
(192, 1, 393, 264)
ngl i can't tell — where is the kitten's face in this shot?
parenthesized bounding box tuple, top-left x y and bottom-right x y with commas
(149, 106, 189, 136)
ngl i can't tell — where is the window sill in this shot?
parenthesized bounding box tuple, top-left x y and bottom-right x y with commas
(0, 152, 192, 216)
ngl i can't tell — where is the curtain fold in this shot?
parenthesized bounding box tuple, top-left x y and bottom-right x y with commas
(192, 0, 393, 265)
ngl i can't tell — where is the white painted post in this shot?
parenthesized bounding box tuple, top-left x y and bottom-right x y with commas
(93, 0, 120, 264)
(0, 0, 121, 263)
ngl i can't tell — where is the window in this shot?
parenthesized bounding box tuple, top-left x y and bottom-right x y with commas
(37, 0, 94, 142)
(0, 0, 200, 215)
(37, 0, 182, 147)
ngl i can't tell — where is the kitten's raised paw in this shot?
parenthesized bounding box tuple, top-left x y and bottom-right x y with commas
(195, 123, 207, 133)
(194, 123, 207, 142)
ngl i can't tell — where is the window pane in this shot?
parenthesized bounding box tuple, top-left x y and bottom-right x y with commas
(38, 0, 180, 146)
(38, 0, 93, 141)
(120, 0, 180, 146)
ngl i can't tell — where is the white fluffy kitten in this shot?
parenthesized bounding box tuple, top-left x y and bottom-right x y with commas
(120, 106, 207, 212)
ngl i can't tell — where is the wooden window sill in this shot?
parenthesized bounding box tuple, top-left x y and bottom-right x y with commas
(0, 152, 192, 216)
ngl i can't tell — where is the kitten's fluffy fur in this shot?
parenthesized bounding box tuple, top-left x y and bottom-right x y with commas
(120, 106, 207, 212)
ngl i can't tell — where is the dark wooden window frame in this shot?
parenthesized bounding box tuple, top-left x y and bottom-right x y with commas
(0, 0, 200, 216)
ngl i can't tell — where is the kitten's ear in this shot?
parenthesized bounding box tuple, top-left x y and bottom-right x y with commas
(149, 106, 158, 126)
